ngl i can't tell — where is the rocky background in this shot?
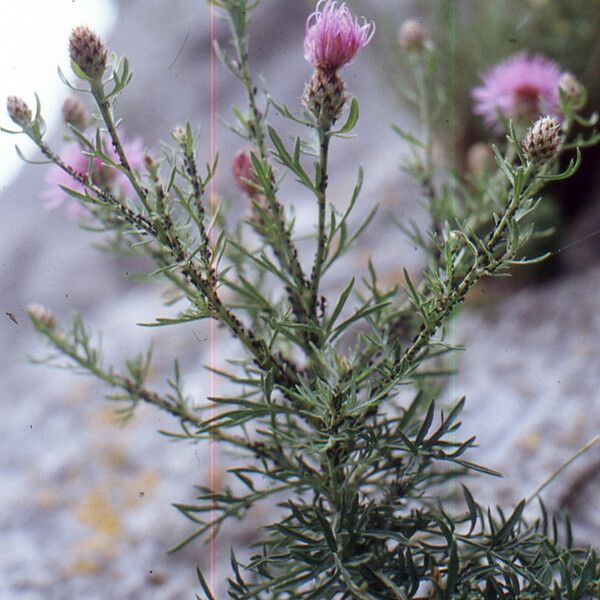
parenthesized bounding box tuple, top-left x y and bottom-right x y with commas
(1, 1, 599, 598)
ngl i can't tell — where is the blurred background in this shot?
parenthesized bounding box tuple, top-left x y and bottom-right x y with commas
(1, 1, 599, 598)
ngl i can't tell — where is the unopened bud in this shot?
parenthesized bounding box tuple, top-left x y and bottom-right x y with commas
(62, 96, 86, 129)
(143, 152, 155, 172)
(398, 19, 426, 51)
(447, 230, 461, 250)
(69, 26, 107, 81)
(558, 72, 585, 109)
(27, 304, 56, 329)
(6, 96, 32, 127)
(232, 148, 257, 196)
(171, 126, 187, 146)
(466, 142, 493, 175)
(303, 68, 346, 128)
(521, 116, 561, 163)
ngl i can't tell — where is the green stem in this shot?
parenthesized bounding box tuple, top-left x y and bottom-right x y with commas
(45, 321, 193, 421)
(309, 126, 331, 322)
(415, 56, 434, 187)
(38, 134, 297, 393)
(411, 53, 439, 240)
(396, 178, 527, 374)
(234, 25, 267, 159)
(34, 316, 299, 465)
(231, 13, 309, 308)
(90, 81, 151, 212)
(169, 231, 298, 388)
(345, 167, 532, 400)
(36, 139, 157, 235)
(526, 434, 600, 504)
(180, 141, 212, 265)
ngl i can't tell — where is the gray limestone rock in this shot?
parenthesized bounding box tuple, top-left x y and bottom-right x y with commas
(1, 1, 598, 598)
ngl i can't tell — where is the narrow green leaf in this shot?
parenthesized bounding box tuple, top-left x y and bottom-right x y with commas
(196, 567, 217, 600)
(416, 400, 436, 444)
(493, 499, 526, 546)
(15, 145, 52, 165)
(326, 277, 355, 331)
(574, 549, 596, 596)
(331, 96, 359, 135)
(314, 508, 337, 552)
(462, 484, 478, 534)
(491, 144, 514, 185)
(392, 124, 425, 148)
(329, 301, 390, 341)
(444, 542, 459, 599)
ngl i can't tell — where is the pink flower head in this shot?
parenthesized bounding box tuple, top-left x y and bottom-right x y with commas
(232, 148, 257, 196)
(472, 52, 562, 130)
(43, 132, 144, 220)
(304, 0, 375, 71)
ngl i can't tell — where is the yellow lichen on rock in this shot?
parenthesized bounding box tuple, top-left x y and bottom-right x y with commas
(75, 488, 121, 537)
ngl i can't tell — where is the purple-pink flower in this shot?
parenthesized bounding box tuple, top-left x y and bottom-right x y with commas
(472, 52, 562, 130)
(303, 0, 374, 71)
(44, 133, 144, 219)
(232, 148, 257, 196)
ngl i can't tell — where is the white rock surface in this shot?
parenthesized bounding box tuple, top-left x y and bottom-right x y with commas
(1, 1, 598, 598)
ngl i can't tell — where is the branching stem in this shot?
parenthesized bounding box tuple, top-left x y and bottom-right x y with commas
(35, 134, 298, 394)
(396, 173, 528, 375)
(37, 140, 157, 235)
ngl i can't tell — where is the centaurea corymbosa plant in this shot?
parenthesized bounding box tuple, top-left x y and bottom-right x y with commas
(4, 1, 600, 597)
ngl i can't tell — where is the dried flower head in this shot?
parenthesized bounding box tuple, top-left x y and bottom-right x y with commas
(304, 0, 374, 71)
(27, 304, 56, 329)
(69, 26, 107, 81)
(397, 19, 425, 51)
(6, 96, 32, 127)
(521, 115, 561, 162)
(472, 53, 562, 130)
(62, 96, 87, 129)
(44, 132, 144, 219)
(558, 72, 585, 109)
(232, 148, 257, 196)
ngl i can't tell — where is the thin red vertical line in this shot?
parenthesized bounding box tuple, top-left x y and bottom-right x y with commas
(209, 0, 216, 594)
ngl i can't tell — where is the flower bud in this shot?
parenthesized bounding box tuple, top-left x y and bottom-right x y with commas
(62, 96, 87, 129)
(232, 148, 257, 196)
(447, 230, 461, 251)
(6, 96, 32, 127)
(69, 26, 107, 81)
(558, 72, 585, 109)
(171, 126, 187, 146)
(27, 304, 56, 329)
(466, 142, 493, 175)
(303, 68, 346, 128)
(521, 116, 561, 162)
(397, 19, 426, 51)
(143, 151, 155, 172)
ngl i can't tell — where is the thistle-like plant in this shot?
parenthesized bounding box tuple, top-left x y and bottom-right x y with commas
(4, 1, 600, 597)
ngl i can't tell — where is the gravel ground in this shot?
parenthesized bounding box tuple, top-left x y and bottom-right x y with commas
(1, 1, 599, 598)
